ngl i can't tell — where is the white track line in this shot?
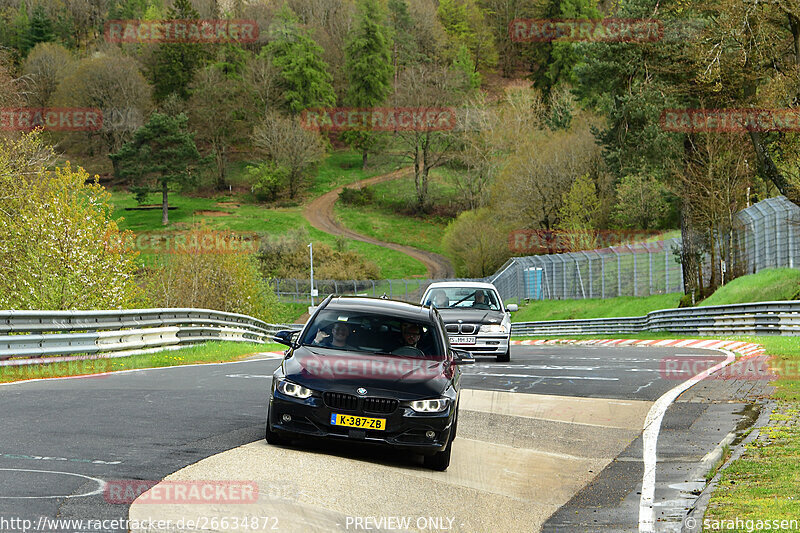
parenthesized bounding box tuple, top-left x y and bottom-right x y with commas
(638, 349, 735, 532)
(0, 468, 106, 499)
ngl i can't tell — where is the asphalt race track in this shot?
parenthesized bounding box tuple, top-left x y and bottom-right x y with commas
(0, 345, 760, 533)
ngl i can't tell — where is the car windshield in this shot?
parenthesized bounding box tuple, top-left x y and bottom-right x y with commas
(300, 309, 444, 359)
(422, 287, 502, 311)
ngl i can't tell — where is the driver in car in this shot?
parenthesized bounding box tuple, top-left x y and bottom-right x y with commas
(472, 291, 490, 309)
(392, 322, 424, 356)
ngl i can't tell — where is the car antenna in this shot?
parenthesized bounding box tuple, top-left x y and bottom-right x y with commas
(379, 293, 389, 300)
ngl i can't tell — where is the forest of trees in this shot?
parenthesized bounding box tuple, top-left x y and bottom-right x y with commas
(0, 0, 798, 299)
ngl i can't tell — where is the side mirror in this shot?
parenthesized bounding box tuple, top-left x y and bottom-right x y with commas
(451, 349, 475, 365)
(506, 304, 518, 313)
(273, 330, 297, 348)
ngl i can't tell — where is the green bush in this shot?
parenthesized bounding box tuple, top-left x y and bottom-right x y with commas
(144, 227, 280, 322)
(248, 162, 289, 202)
(257, 227, 380, 280)
(0, 133, 143, 310)
(339, 186, 375, 206)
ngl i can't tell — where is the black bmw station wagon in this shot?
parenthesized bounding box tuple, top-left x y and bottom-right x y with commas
(267, 296, 473, 471)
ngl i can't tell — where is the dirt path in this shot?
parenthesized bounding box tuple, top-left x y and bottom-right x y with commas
(303, 168, 455, 279)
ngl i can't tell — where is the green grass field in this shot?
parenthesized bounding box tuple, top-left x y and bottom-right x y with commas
(108, 150, 428, 279)
(699, 268, 800, 306)
(331, 170, 461, 257)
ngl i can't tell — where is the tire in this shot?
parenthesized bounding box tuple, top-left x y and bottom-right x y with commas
(497, 344, 511, 362)
(265, 406, 289, 446)
(424, 437, 452, 471)
(423, 415, 457, 471)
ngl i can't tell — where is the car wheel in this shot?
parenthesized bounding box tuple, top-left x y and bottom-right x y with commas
(265, 406, 289, 446)
(497, 345, 511, 362)
(423, 416, 457, 471)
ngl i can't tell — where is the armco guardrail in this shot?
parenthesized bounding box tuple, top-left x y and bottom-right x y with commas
(511, 301, 800, 337)
(0, 309, 302, 363)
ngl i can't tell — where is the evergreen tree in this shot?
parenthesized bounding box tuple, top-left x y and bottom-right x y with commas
(265, 4, 335, 114)
(387, 0, 417, 87)
(343, 0, 393, 169)
(150, 0, 208, 101)
(110, 113, 203, 226)
(24, 4, 54, 53)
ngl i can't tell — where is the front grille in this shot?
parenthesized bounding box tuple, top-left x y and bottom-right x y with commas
(324, 392, 359, 411)
(446, 323, 479, 334)
(363, 397, 398, 414)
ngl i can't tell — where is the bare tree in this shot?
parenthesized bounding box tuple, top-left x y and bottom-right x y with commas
(393, 63, 462, 211)
(673, 133, 751, 291)
(492, 124, 600, 230)
(23, 42, 75, 108)
(53, 51, 151, 154)
(252, 112, 327, 198)
(188, 66, 252, 190)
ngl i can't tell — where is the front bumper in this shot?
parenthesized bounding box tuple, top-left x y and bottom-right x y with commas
(268, 393, 455, 454)
(448, 334, 509, 355)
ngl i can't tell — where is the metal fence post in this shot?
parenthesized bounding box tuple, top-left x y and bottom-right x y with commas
(616, 249, 621, 297)
(665, 246, 669, 293)
(601, 255, 606, 298)
(648, 245, 653, 295)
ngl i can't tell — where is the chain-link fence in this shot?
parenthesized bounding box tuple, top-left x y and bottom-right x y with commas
(269, 278, 484, 304)
(488, 239, 684, 303)
(733, 195, 800, 274)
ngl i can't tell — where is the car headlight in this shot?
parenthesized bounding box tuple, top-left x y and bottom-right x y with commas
(410, 398, 450, 413)
(480, 324, 507, 333)
(276, 379, 314, 399)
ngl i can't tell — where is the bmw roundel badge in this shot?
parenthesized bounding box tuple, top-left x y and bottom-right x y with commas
(356, 387, 368, 396)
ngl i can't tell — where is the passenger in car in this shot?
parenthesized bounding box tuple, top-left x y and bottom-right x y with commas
(314, 322, 354, 348)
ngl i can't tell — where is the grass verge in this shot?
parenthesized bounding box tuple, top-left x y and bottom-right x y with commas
(0, 341, 285, 384)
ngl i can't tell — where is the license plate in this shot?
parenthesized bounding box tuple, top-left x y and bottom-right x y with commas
(330, 413, 386, 431)
(450, 336, 476, 345)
